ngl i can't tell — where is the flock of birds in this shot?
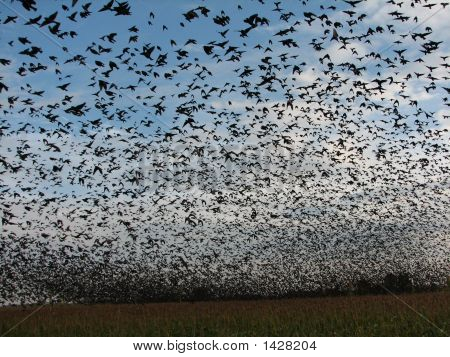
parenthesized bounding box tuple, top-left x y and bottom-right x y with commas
(0, 0, 450, 304)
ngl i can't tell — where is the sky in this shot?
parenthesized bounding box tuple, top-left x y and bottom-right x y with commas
(0, 0, 449, 302)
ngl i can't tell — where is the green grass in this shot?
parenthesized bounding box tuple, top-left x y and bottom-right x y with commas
(0, 291, 449, 336)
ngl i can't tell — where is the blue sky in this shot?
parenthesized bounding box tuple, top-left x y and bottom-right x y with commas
(0, 1, 449, 290)
(1, 0, 448, 131)
(1, 0, 449, 199)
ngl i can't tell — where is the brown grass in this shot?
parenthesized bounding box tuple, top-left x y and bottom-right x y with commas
(0, 291, 449, 336)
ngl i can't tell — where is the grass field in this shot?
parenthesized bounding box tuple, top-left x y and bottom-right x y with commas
(0, 291, 449, 336)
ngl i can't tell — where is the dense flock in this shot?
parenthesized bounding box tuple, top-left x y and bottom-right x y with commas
(1, 0, 449, 304)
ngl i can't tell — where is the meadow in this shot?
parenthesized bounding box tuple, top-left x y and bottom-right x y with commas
(0, 291, 448, 336)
